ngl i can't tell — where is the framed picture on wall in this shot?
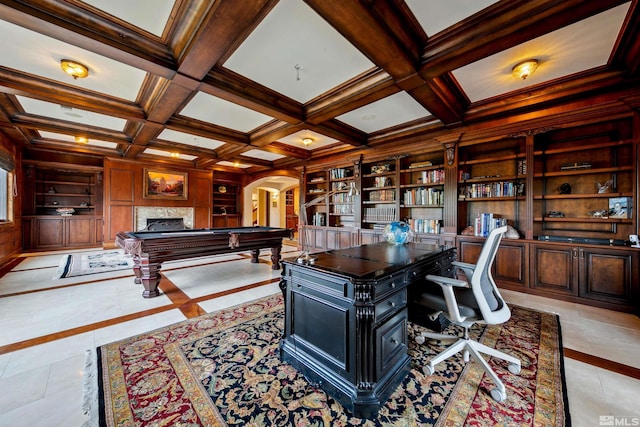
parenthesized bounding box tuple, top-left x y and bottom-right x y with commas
(143, 169, 188, 200)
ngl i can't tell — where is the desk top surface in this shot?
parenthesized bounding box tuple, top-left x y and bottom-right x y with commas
(284, 242, 454, 279)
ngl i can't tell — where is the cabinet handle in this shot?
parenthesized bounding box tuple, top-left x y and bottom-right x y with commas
(390, 338, 397, 345)
(579, 248, 584, 259)
(573, 248, 578, 258)
(389, 282, 396, 289)
(389, 301, 396, 307)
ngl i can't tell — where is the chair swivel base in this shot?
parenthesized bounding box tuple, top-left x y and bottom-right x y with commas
(417, 332, 521, 402)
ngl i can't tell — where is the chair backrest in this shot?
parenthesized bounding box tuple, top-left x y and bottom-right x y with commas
(470, 225, 511, 324)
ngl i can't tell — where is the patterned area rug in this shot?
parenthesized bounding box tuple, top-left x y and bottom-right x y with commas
(54, 250, 134, 279)
(84, 294, 570, 426)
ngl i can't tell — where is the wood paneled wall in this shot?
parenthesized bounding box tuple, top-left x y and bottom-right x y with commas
(103, 158, 213, 245)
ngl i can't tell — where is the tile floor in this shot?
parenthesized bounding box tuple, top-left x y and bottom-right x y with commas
(0, 245, 638, 426)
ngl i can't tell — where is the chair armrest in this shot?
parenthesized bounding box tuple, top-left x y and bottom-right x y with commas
(452, 261, 476, 282)
(425, 274, 468, 288)
(425, 274, 468, 323)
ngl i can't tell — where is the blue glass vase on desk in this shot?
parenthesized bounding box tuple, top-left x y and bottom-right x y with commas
(384, 221, 414, 245)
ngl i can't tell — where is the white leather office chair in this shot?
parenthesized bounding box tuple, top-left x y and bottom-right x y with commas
(413, 225, 521, 402)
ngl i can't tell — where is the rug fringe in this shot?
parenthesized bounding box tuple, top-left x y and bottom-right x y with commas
(81, 348, 99, 427)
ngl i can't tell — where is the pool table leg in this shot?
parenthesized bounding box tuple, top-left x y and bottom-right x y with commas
(250, 249, 260, 264)
(270, 245, 282, 269)
(135, 257, 161, 298)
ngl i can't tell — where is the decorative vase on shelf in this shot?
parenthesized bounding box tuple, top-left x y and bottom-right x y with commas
(383, 221, 414, 245)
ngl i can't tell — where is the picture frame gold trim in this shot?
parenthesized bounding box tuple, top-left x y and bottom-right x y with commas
(143, 169, 188, 200)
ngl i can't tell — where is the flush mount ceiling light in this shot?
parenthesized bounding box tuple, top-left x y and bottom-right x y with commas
(302, 137, 313, 147)
(60, 59, 89, 79)
(511, 59, 538, 80)
(74, 136, 88, 144)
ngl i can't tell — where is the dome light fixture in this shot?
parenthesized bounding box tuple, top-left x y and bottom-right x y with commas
(60, 59, 89, 79)
(512, 59, 538, 80)
(302, 137, 313, 147)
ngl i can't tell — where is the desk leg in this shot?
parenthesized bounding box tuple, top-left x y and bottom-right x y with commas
(271, 245, 282, 269)
(250, 249, 260, 263)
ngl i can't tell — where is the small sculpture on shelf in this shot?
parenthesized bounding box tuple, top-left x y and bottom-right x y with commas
(56, 207, 75, 216)
(557, 183, 571, 194)
(594, 179, 613, 194)
(220, 206, 227, 215)
(48, 186, 56, 193)
(587, 209, 609, 218)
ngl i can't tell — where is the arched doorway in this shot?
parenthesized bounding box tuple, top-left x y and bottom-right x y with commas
(243, 176, 299, 230)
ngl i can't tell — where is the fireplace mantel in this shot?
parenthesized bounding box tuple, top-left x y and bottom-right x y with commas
(134, 207, 194, 231)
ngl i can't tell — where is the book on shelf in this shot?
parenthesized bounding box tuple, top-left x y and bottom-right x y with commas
(560, 161, 591, 171)
(408, 161, 432, 169)
(473, 213, 507, 237)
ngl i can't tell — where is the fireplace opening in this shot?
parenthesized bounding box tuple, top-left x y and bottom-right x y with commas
(146, 218, 186, 231)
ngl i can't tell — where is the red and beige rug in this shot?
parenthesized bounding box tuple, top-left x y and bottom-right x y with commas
(83, 294, 570, 426)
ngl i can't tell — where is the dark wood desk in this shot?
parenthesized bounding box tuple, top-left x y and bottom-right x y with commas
(279, 242, 455, 418)
(116, 226, 293, 298)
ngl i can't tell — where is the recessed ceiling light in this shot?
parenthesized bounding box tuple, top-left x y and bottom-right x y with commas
(75, 136, 88, 144)
(302, 137, 313, 146)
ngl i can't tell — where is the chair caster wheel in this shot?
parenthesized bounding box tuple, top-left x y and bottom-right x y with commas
(490, 388, 507, 402)
(508, 363, 521, 375)
(423, 365, 435, 375)
(415, 334, 425, 344)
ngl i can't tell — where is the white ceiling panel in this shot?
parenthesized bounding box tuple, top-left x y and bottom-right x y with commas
(242, 150, 286, 161)
(278, 130, 340, 151)
(337, 92, 432, 133)
(453, 3, 630, 103)
(81, 0, 175, 37)
(18, 96, 127, 131)
(157, 129, 226, 151)
(0, 19, 146, 101)
(180, 92, 274, 133)
(38, 131, 118, 149)
(224, 0, 374, 103)
(406, 0, 498, 36)
(217, 160, 252, 169)
(144, 148, 197, 161)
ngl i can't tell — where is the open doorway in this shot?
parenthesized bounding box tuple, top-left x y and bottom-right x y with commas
(243, 176, 299, 231)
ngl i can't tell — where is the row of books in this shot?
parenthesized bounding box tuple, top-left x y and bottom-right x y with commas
(405, 218, 441, 234)
(364, 207, 396, 222)
(403, 188, 443, 206)
(330, 168, 351, 179)
(332, 204, 354, 214)
(473, 213, 507, 237)
(416, 169, 444, 184)
(459, 181, 524, 199)
(368, 189, 395, 201)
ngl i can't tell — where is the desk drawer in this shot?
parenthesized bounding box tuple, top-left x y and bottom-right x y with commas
(374, 272, 405, 299)
(376, 310, 408, 379)
(375, 289, 406, 322)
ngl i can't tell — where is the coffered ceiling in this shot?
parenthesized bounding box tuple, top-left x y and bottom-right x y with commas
(0, 0, 638, 175)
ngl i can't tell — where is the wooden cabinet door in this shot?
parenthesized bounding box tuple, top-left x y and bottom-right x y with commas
(530, 244, 578, 296)
(66, 217, 95, 246)
(34, 217, 64, 249)
(578, 246, 639, 308)
(458, 238, 528, 288)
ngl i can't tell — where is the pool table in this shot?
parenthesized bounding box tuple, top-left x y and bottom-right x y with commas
(115, 226, 294, 298)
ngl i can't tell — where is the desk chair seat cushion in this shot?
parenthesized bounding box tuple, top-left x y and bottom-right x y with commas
(414, 288, 479, 318)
